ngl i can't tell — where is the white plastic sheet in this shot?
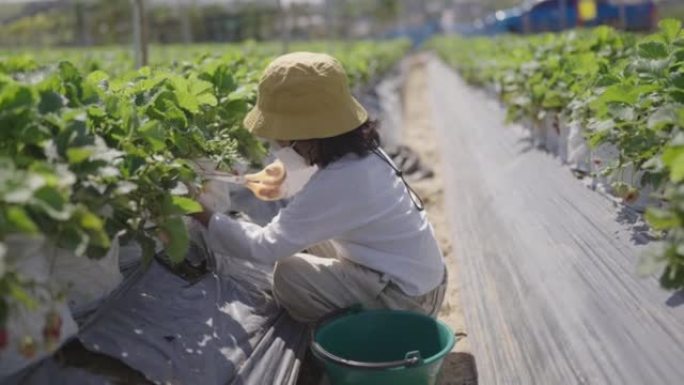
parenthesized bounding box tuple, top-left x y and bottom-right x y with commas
(566, 119, 591, 173)
(52, 239, 123, 312)
(0, 236, 78, 380)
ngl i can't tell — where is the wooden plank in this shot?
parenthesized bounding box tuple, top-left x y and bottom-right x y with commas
(426, 57, 684, 385)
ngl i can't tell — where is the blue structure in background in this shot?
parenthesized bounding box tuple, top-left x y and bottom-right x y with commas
(382, 18, 442, 48)
(455, 0, 657, 36)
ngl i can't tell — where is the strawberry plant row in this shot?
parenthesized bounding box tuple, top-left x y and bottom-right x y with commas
(430, 22, 684, 290)
(0, 39, 410, 366)
(0, 40, 410, 87)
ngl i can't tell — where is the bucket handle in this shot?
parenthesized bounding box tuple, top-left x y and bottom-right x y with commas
(311, 306, 425, 370)
(311, 342, 424, 370)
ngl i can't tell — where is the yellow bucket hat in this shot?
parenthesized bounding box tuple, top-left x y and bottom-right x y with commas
(243, 52, 369, 141)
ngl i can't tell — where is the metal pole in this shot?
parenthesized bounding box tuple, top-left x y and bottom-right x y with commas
(178, 0, 194, 44)
(131, 0, 148, 68)
(132, 0, 141, 68)
(618, 0, 627, 30)
(324, 0, 335, 50)
(559, 0, 567, 31)
(141, 0, 149, 66)
(74, 0, 86, 46)
(277, 0, 290, 53)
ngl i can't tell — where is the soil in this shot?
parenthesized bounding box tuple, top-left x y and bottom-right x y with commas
(401, 54, 477, 385)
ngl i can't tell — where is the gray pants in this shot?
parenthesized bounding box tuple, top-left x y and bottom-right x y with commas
(272, 242, 447, 324)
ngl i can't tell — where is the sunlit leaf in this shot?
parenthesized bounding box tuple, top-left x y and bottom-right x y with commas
(162, 195, 202, 216)
(659, 19, 682, 45)
(66, 147, 93, 164)
(645, 208, 681, 230)
(5, 207, 38, 234)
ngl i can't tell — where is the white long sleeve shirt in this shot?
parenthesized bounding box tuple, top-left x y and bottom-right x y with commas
(206, 151, 446, 296)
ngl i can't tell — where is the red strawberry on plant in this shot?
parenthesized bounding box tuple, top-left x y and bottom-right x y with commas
(1, 299, 7, 350)
(624, 189, 640, 204)
(43, 311, 62, 350)
(0, 328, 7, 349)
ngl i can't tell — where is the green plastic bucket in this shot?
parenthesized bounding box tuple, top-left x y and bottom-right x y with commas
(311, 308, 456, 385)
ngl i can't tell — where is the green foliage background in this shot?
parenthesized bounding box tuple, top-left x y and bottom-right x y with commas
(430, 21, 684, 290)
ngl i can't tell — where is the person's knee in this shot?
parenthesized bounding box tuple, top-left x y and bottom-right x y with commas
(272, 255, 331, 323)
(273, 256, 312, 307)
(273, 255, 310, 294)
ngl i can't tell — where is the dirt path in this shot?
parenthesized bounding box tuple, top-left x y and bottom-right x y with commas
(401, 55, 477, 385)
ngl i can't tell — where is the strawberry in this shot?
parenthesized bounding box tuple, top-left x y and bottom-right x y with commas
(42, 311, 63, 351)
(624, 189, 640, 204)
(0, 328, 7, 349)
(43, 311, 62, 340)
(157, 229, 171, 246)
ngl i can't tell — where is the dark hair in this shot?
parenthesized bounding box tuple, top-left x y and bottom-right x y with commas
(302, 120, 380, 168)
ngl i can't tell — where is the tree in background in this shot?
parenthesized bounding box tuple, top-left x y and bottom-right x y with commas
(0, 0, 134, 47)
(373, 0, 400, 25)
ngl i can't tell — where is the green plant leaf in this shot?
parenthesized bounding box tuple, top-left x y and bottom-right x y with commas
(5, 207, 38, 233)
(594, 84, 658, 107)
(670, 90, 684, 103)
(86, 70, 109, 85)
(162, 195, 202, 215)
(66, 147, 93, 164)
(139, 121, 167, 152)
(79, 211, 103, 231)
(147, 90, 188, 129)
(660, 265, 684, 290)
(659, 19, 682, 45)
(38, 90, 63, 114)
(60, 225, 89, 256)
(0, 83, 34, 111)
(672, 73, 684, 90)
(160, 216, 189, 264)
(196, 92, 218, 108)
(638, 41, 669, 60)
(645, 208, 681, 230)
(171, 196, 202, 214)
(674, 48, 684, 63)
(662, 146, 684, 182)
(8, 279, 38, 309)
(32, 186, 69, 220)
(647, 105, 678, 130)
(670, 154, 684, 182)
